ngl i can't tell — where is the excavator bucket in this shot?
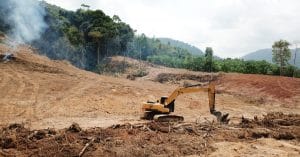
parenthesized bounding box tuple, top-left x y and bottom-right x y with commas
(212, 110, 230, 124)
(208, 83, 230, 124)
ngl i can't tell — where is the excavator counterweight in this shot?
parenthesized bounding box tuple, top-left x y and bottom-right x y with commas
(141, 83, 229, 123)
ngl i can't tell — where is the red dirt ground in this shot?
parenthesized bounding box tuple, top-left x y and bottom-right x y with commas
(219, 73, 300, 99)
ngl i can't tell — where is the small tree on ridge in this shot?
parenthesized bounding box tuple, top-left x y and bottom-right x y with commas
(272, 39, 291, 76)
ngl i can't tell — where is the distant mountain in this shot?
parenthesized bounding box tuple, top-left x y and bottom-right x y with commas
(242, 48, 300, 68)
(158, 38, 203, 56)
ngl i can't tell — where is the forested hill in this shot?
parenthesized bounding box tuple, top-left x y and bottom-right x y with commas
(158, 38, 203, 56)
(0, 0, 195, 70)
(242, 49, 300, 68)
(0, 1, 134, 69)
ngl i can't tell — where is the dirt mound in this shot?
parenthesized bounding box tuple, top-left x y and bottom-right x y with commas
(97, 56, 152, 77)
(1, 112, 299, 156)
(219, 73, 300, 99)
(262, 112, 300, 127)
(0, 45, 79, 75)
(239, 112, 300, 128)
(155, 73, 219, 84)
(238, 112, 300, 140)
(102, 56, 221, 84)
(1, 54, 66, 74)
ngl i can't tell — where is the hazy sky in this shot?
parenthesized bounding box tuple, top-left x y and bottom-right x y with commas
(44, 0, 300, 58)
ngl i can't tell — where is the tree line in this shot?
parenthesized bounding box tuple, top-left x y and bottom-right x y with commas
(124, 27, 299, 78)
(137, 38, 299, 78)
(0, 1, 298, 77)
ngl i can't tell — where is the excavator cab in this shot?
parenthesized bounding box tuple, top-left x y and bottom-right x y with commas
(141, 83, 229, 123)
(160, 96, 168, 104)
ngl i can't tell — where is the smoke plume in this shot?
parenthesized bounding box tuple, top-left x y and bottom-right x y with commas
(8, 0, 47, 44)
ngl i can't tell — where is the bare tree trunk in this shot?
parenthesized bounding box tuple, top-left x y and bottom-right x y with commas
(280, 49, 283, 76)
(139, 41, 142, 70)
(97, 45, 100, 65)
(123, 50, 126, 71)
(293, 44, 298, 77)
(294, 49, 297, 65)
(106, 41, 108, 57)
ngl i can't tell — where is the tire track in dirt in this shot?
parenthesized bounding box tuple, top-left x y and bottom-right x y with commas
(26, 75, 39, 102)
(0, 64, 41, 128)
(0, 68, 10, 94)
(1, 68, 17, 100)
(6, 64, 40, 102)
(12, 68, 40, 124)
(58, 77, 103, 102)
(35, 77, 102, 120)
(4, 65, 37, 102)
(276, 78, 300, 94)
(10, 68, 27, 99)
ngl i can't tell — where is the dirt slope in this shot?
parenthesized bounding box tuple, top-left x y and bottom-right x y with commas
(218, 73, 300, 104)
(0, 45, 162, 129)
(0, 44, 299, 128)
(0, 44, 299, 156)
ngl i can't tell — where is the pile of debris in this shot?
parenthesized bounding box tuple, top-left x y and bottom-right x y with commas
(0, 113, 299, 156)
(238, 112, 300, 140)
(1, 53, 15, 62)
(155, 73, 219, 84)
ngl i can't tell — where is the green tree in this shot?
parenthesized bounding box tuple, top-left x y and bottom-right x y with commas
(272, 39, 291, 75)
(66, 26, 83, 45)
(204, 47, 213, 72)
(112, 15, 121, 23)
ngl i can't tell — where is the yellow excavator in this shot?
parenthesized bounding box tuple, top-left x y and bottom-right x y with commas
(141, 82, 229, 123)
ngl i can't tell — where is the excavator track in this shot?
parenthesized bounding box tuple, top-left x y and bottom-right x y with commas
(141, 112, 184, 122)
(154, 114, 184, 122)
(141, 111, 156, 120)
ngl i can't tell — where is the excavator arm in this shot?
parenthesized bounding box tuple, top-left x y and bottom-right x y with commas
(165, 83, 214, 112)
(165, 86, 210, 105)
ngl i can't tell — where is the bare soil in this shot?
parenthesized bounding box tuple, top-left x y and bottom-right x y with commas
(0, 44, 300, 156)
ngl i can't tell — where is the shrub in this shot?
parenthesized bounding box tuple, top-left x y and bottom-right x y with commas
(132, 68, 149, 77)
(127, 68, 149, 80)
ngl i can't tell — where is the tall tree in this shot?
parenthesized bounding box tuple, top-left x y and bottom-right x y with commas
(204, 47, 213, 72)
(272, 40, 291, 75)
(293, 41, 299, 77)
(88, 30, 102, 64)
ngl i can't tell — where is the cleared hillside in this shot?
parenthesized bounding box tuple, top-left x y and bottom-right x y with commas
(1, 43, 300, 128)
(0, 43, 300, 156)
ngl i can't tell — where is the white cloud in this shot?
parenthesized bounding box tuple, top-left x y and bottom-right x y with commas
(44, 0, 300, 58)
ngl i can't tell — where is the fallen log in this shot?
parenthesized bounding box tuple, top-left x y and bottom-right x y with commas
(79, 137, 95, 157)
